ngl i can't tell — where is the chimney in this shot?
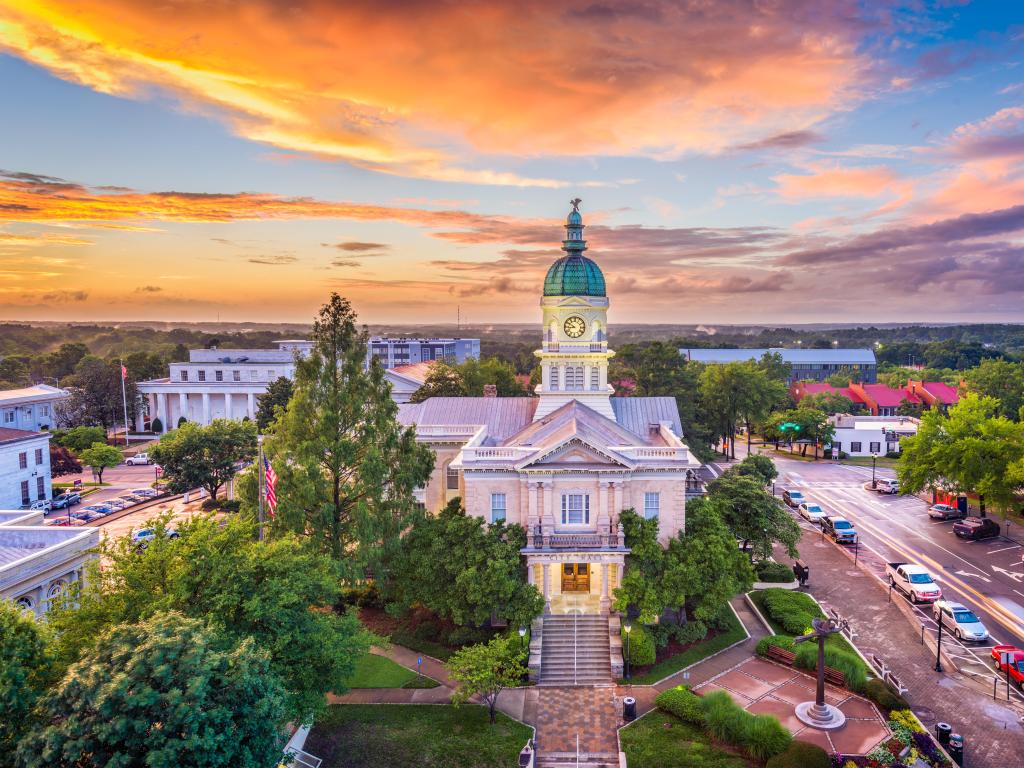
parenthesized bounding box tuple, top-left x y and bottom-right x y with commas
(483, 384, 497, 398)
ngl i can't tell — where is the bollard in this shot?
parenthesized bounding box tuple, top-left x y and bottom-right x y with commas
(623, 696, 636, 722)
(948, 733, 964, 766)
(935, 722, 951, 746)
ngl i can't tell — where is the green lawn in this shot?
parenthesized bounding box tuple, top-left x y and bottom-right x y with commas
(305, 704, 532, 768)
(839, 456, 898, 469)
(620, 711, 753, 768)
(345, 654, 417, 688)
(621, 609, 747, 685)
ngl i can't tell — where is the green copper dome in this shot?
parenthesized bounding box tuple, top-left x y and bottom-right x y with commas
(544, 255, 606, 296)
(543, 198, 605, 296)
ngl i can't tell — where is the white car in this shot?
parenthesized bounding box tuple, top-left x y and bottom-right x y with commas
(29, 498, 52, 511)
(798, 502, 827, 524)
(874, 478, 899, 494)
(933, 601, 989, 642)
(131, 526, 179, 549)
(125, 453, 151, 466)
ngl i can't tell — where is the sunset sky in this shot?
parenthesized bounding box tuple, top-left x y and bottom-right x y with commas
(2, 1, 1024, 325)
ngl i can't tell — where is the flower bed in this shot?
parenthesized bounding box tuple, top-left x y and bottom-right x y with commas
(835, 710, 951, 768)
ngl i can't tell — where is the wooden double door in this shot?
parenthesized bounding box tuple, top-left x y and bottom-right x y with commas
(561, 563, 590, 592)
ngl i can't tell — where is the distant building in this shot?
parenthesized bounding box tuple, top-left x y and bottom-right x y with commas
(0, 384, 68, 432)
(792, 379, 960, 417)
(385, 362, 434, 404)
(0, 428, 52, 509)
(681, 348, 877, 383)
(828, 414, 919, 457)
(367, 337, 480, 368)
(0, 509, 98, 617)
(137, 340, 312, 432)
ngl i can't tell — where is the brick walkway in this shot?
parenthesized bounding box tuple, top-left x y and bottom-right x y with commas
(775, 530, 1024, 768)
(534, 687, 620, 756)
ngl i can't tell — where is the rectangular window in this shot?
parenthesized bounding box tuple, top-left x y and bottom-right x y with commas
(21, 480, 30, 506)
(446, 465, 460, 490)
(869, 441, 881, 453)
(268, 369, 276, 379)
(491, 493, 506, 523)
(198, 370, 206, 382)
(19, 452, 27, 469)
(572, 366, 585, 390)
(36, 476, 45, 500)
(250, 370, 259, 381)
(851, 442, 862, 453)
(233, 370, 241, 382)
(180, 370, 189, 381)
(215, 370, 224, 382)
(3, 410, 13, 423)
(561, 493, 590, 525)
(34, 448, 43, 465)
(590, 367, 599, 390)
(644, 492, 660, 520)
(550, 366, 559, 391)
(41, 405, 49, 416)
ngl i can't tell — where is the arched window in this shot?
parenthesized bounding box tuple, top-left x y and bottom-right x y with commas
(590, 366, 599, 390)
(15, 596, 33, 613)
(47, 581, 67, 599)
(550, 365, 560, 390)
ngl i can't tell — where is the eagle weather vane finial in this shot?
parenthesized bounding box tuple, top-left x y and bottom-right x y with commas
(570, 197, 582, 212)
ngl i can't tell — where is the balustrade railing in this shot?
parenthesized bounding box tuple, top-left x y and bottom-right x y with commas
(530, 522, 624, 550)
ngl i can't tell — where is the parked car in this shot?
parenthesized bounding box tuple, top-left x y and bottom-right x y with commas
(992, 645, 1024, 688)
(886, 562, 943, 604)
(782, 489, 806, 508)
(928, 503, 965, 521)
(865, 478, 900, 494)
(29, 499, 52, 511)
(131, 527, 179, 549)
(125, 452, 151, 466)
(798, 502, 827, 524)
(51, 491, 82, 509)
(933, 601, 988, 642)
(121, 494, 147, 504)
(82, 504, 113, 517)
(822, 516, 858, 544)
(953, 516, 1001, 540)
(130, 488, 160, 498)
(103, 498, 130, 510)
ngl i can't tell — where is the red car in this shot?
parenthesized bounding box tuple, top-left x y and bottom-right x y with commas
(991, 645, 1024, 687)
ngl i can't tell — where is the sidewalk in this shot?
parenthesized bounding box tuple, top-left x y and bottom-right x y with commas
(774, 530, 1024, 768)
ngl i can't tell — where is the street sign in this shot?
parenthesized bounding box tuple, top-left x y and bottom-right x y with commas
(73, 479, 82, 487)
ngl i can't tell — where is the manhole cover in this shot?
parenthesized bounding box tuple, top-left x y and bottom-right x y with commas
(914, 707, 937, 724)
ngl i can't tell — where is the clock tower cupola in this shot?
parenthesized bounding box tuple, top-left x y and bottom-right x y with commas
(534, 199, 615, 420)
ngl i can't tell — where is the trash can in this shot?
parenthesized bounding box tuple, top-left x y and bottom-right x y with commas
(623, 696, 636, 722)
(948, 733, 964, 766)
(935, 722, 951, 746)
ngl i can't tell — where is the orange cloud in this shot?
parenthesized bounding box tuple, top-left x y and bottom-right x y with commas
(773, 164, 910, 200)
(0, 1, 871, 183)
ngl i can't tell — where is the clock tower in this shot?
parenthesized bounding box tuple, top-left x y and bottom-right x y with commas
(534, 199, 616, 420)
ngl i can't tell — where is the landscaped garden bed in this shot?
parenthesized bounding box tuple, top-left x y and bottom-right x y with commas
(621, 607, 747, 685)
(619, 709, 755, 768)
(304, 704, 531, 768)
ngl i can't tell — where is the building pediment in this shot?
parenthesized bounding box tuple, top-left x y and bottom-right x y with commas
(516, 436, 634, 470)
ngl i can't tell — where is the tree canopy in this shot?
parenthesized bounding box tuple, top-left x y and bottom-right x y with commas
(447, 635, 526, 725)
(964, 359, 1024, 421)
(47, 513, 370, 724)
(1, 601, 56, 754)
(410, 356, 528, 402)
(49, 444, 83, 478)
(51, 425, 107, 454)
(700, 360, 786, 458)
(254, 375, 294, 431)
(77, 442, 122, 483)
(799, 391, 857, 415)
(707, 470, 800, 561)
(17, 612, 287, 768)
(151, 418, 257, 499)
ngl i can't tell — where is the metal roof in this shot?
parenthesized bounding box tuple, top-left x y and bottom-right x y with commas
(397, 397, 539, 444)
(610, 397, 684, 440)
(681, 348, 876, 365)
(0, 384, 68, 405)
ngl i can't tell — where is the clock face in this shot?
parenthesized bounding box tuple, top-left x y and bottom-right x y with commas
(563, 316, 586, 338)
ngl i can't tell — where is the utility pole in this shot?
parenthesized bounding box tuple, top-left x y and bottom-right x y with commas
(119, 359, 130, 446)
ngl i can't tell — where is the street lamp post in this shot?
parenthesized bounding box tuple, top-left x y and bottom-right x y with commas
(935, 611, 944, 673)
(41, 375, 60, 389)
(518, 626, 527, 651)
(624, 622, 632, 681)
(871, 452, 878, 489)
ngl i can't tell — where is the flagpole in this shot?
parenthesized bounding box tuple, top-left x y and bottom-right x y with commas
(119, 359, 130, 447)
(257, 434, 265, 542)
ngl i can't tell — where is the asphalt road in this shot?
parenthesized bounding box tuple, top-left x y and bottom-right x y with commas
(760, 445, 1024, 694)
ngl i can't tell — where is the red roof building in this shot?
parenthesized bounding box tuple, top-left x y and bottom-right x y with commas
(907, 380, 960, 409)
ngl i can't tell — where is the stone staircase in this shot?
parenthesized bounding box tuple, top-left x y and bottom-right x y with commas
(538, 614, 612, 687)
(535, 751, 620, 768)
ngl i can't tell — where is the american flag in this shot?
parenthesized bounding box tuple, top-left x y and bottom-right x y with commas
(264, 456, 278, 517)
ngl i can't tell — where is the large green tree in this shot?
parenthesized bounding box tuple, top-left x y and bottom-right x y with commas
(1, 601, 56, 755)
(263, 294, 434, 576)
(410, 362, 466, 402)
(58, 355, 139, 430)
(18, 612, 286, 768)
(151, 419, 257, 500)
(799, 391, 857, 415)
(47, 514, 370, 724)
(447, 635, 527, 725)
(707, 471, 800, 561)
(51, 425, 107, 454)
(385, 500, 543, 629)
(77, 442, 122, 483)
(898, 393, 1024, 518)
(964, 359, 1024, 421)
(700, 361, 784, 458)
(254, 375, 294, 431)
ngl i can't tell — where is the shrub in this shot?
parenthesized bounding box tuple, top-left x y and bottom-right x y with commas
(865, 677, 911, 713)
(655, 685, 705, 725)
(199, 498, 242, 512)
(765, 741, 831, 768)
(760, 589, 824, 634)
(755, 634, 795, 657)
(622, 624, 656, 666)
(672, 620, 708, 645)
(755, 561, 796, 583)
(745, 715, 792, 761)
(890, 709, 924, 734)
(150, 417, 163, 433)
(792, 642, 867, 692)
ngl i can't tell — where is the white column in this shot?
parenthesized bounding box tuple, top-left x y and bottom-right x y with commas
(156, 393, 169, 433)
(224, 391, 233, 420)
(247, 392, 256, 420)
(601, 562, 610, 611)
(201, 392, 211, 424)
(527, 480, 538, 531)
(179, 392, 188, 425)
(598, 480, 610, 532)
(134, 407, 145, 433)
(542, 563, 550, 613)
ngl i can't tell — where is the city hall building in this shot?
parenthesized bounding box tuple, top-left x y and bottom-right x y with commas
(399, 202, 703, 616)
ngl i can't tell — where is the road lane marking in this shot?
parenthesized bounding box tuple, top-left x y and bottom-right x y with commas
(989, 545, 1022, 554)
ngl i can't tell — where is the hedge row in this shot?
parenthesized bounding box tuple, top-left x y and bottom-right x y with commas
(621, 624, 656, 666)
(759, 588, 825, 634)
(755, 561, 796, 583)
(656, 686, 791, 761)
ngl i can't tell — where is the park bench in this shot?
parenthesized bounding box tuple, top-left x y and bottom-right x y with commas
(765, 645, 846, 686)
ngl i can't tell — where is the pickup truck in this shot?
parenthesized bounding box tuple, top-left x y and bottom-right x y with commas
(125, 453, 151, 466)
(886, 562, 943, 604)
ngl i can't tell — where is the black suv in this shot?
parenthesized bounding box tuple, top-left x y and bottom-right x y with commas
(952, 516, 1000, 540)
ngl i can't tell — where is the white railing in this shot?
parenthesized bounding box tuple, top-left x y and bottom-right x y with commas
(413, 424, 481, 437)
(462, 447, 534, 462)
(615, 446, 689, 461)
